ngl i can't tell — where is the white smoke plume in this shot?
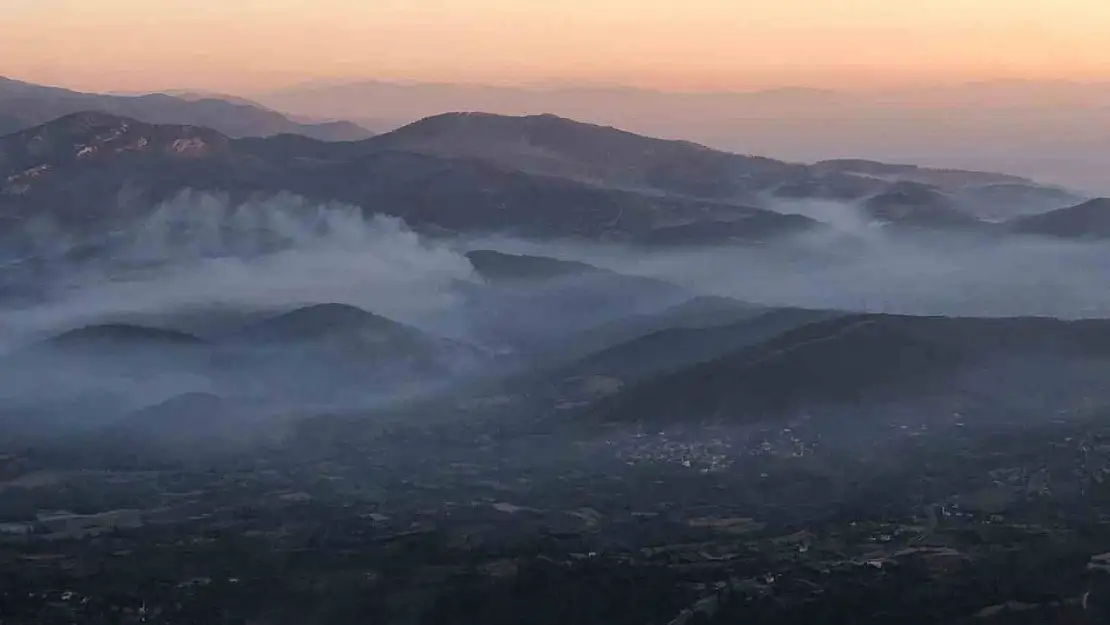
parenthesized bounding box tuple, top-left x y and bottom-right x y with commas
(0, 192, 477, 347)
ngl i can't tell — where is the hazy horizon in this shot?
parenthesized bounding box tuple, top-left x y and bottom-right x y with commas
(6, 1, 1110, 194)
(9, 72, 1110, 100)
(6, 0, 1110, 94)
(5, 71, 1110, 193)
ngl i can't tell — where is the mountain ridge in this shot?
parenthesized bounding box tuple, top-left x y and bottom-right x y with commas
(1008, 198, 1110, 239)
(2, 110, 1099, 240)
(0, 111, 815, 239)
(0, 76, 375, 142)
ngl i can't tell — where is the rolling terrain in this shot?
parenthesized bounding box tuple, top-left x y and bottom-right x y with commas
(3, 107, 1110, 625)
(2, 110, 1100, 249)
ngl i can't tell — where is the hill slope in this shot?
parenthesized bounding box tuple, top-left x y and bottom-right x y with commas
(364, 112, 793, 198)
(591, 314, 1110, 425)
(0, 112, 817, 240)
(1007, 198, 1110, 239)
(6, 110, 1088, 241)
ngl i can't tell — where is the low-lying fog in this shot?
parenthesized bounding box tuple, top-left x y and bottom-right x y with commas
(2, 190, 1109, 442)
(5, 192, 1110, 339)
(471, 198, 1110, 319)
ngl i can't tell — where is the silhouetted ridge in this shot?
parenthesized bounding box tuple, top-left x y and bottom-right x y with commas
(0, 111, 233, 186)
(635, 214, 818, 245)
(952, 182, 1084, 220)
(864, 182, 982, 229)
(1, 109, 1074, 239)
(369, 112, 792, 199)
(237, 303, 422, 343)
(0, 75, 374, 140)
(813, 159, 1029, 188)
(383, 112, 715, 154)
(43, 323, 205, 349)
(466, 250, 602, 282)
(558, 307, 836, 381)
(1008, 198, 1110, 239)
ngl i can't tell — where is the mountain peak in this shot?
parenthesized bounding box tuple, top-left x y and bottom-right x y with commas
(0, 112, 234, 198)
(13, 110, 222, 141)
(368, 110, 769, 199)
(392, 111, 599, 138)
(46, 110, 134, 131)
(5, 111, 229, 152)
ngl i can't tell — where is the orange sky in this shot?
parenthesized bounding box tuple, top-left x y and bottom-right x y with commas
(5, 0, 1110, 94)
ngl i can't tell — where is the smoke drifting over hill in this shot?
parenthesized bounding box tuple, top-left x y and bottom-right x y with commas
(6, 175, 1110, 625)
(1, 185, 1109, 444)
(469, 197, 1110, 320)
(1, 193, 477, 347)
(7, 190, 1110, 355)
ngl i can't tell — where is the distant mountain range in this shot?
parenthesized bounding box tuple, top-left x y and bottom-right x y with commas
(0, 109, 1102, 242)
(0, 76, 375, 141)
(253, 79, 1110, 193)
(255, 79, 1110, 127)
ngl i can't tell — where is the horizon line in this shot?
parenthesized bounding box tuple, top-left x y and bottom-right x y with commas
(7, 72, 1110, 100)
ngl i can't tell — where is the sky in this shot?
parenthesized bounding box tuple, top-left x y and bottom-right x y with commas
(4, 0, 1110, 94)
